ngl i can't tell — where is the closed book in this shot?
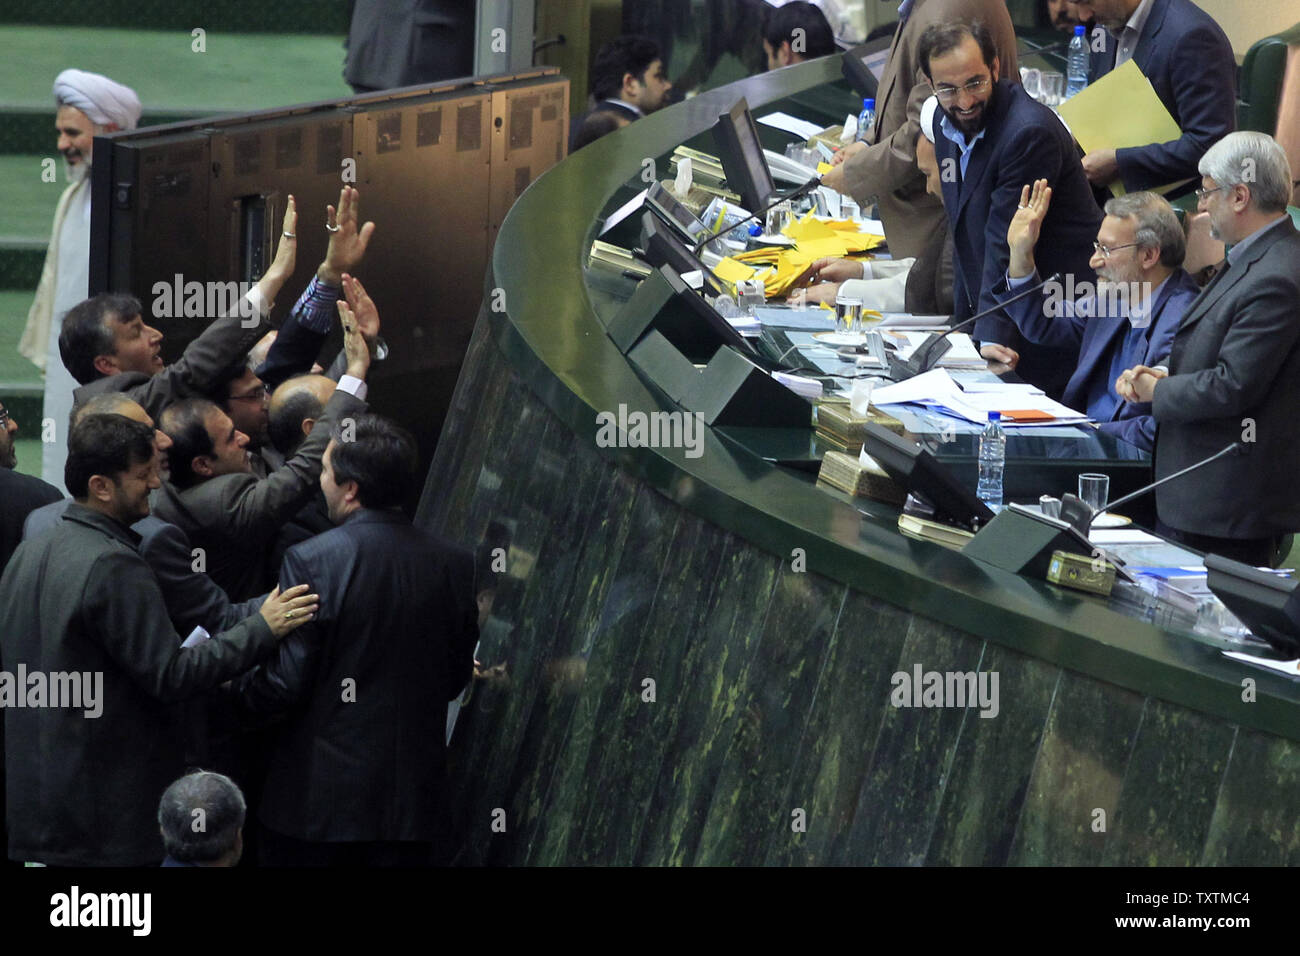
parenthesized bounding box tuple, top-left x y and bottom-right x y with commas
(897, 513, 976, 549)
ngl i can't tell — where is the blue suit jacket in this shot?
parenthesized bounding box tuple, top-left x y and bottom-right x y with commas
(993, 266, 1200, 451)
(1086, 0, 1236, 195)
(930, 81, 1102, 399)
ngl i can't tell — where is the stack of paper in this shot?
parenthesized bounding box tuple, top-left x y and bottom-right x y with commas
(870, 368, 1092, 426)
(773, 370, 823, 399)
(714, 213, 886, 299)
(881, 330, 986, 369)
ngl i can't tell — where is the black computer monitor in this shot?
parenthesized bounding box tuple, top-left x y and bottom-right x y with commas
(840, 36, 892, 99)
(639, 212, 727, 299)
(861, 423, 995, 531)
(712, 98, 777, 214)
(645, 181, 709, 246)
(1205, 555, 1300, 656)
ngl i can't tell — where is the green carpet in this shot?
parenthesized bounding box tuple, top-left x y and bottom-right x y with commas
(0, 26, 351, 114)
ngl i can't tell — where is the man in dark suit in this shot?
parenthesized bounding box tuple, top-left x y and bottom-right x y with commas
(1072, 0, 1236, 197)
(343, 0, 476, 94)
(235, 414, 478, 866)
(1118, 132, 1300, 565)
(0, 414, 317, 865)
(923, 19, 1102, 399)
(569, 35, 672, 153)
(0, 400, 61, 573)
(993, 185, 1199, 451)
(821, 0, 1019, 261)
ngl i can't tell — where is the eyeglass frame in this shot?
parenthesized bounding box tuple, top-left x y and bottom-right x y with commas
(1194, 184, 1229, 201)
(1092, 240, 1141, 259)
(228, 383, 269, 403)
(0, 406, 9, 427)
(931, 74, 992, 103)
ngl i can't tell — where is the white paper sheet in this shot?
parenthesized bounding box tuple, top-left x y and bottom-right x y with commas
(758, 111, 825, 140)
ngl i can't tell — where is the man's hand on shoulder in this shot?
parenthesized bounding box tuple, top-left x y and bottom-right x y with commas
(258, 583, 320, 638)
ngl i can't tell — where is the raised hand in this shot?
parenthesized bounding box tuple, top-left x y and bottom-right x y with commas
(258, 195, 299, 304)
(338, 298, 371, 379)
(1006, 179, 1051, 279)
(319, 186, 376, 286)
(341, 273, 380, 343)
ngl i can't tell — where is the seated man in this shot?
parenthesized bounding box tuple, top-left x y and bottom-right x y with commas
(762, 2, 837, 70)
(796, 124, 953, 314)
(993, 185, 1198, 450)
(921, 19, 1101, 398)
(570, 36, 672, 154)
(1117, 131, 1300, 566)
(0, 414, 316, 866)
(152, 304, 371, 600)
(1071, 0, 1236, 198)
(236, 414, 477, 866)
(158, 771, 246, 867)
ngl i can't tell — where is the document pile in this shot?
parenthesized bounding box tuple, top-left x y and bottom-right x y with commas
(879, 329, 986, 370)
(870, 368, 1091, 426)
(714, 213, 886, 299)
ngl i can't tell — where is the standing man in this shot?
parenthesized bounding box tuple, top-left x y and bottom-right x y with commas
(1118, 132, 1300, 565)
(570, 36, 672, 153)
(236, 413, 478, 866)
(0, 414, 318, 865)
(819, 0, 1018, 261)
(1069, 0, 1236, 197)
(0, 400, 61, 573)
(20, 70, 141, 492)
(922, 20, 1102, 399)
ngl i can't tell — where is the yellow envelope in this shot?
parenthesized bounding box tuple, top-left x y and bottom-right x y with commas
(713, 258, 757, 283)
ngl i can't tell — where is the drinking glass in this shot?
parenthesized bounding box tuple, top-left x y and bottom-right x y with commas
(1040, 72, 1064, 107)
(1078, 473, 1110, 514)
(834, 294, 864, 335)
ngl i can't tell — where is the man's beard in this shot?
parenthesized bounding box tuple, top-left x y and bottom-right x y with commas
(63, 155, 89, 184)
(946, 101, 987, 137)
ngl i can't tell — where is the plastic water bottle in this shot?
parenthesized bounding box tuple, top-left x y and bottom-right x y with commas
(1066, 25, 1089, 99)
(977, 411, 1006, 511)
(857, 98, 876, 142)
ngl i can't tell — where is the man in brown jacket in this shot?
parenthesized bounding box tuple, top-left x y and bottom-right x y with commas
(821, 0, 1018, 260)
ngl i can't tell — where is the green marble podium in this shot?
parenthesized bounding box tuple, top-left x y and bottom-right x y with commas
(416, 56, 1300, 866)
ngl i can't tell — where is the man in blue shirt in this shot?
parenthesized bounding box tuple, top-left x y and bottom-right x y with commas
(992, 184, 1198, 450)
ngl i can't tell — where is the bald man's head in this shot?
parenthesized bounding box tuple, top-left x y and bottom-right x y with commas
(269, 374, 336, 457)
(71, 392, 173, 477)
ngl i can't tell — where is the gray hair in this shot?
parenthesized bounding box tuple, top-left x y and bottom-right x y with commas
(1103, 191, 1186, 267)
(1197, 131, 1293, 212)
(158, 770, 246, 864)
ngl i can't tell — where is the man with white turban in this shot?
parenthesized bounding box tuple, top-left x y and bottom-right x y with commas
(19, 69, 142, 490)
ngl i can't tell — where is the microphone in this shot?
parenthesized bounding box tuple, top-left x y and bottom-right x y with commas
(693, 175, 825, 256)
(1058, 442, 1246, 536)
(886, 273, 1061, 380)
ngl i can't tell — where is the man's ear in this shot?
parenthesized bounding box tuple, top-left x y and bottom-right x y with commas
(342, 478, 360, 504)
(92, 353, 120, 377)
(86, 474, 115, 503)
(192, 455, 215, 479)
(301, 417, 317, 438)
(621, 70, 639, 98)
(991, 55, 1000, 80)
(780, 41, 795, 66)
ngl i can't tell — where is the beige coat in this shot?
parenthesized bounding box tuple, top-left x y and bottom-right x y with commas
(18, 178, 84, 370)
(840, 0, 1019, 260)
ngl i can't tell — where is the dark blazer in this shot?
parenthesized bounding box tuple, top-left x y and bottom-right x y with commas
(235, 509, 478, 843)
(1150, 217, 1300, 538)
(0, 468, 61, 573)
(72, 299, 273, 424)
(930, 80, 1102, 399)
(569, 101, 640, 153)
(1087, 0, 1236, 195)
(24, 500, 264, 635)
(343, 0, 474, 92)
(153, 388, 366, 600)
(839, 0, 1019, 261)
(0, 505, 277, 866)
(992, 266, 1199, 451)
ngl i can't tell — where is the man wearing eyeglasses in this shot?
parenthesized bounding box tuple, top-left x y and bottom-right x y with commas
(820, 0, 1018, 262)
(1115, 131, 1300, 566)
(990, 184, 1198, 451)
(218, 364, 278, 478)
(921, 20, 1102, 400)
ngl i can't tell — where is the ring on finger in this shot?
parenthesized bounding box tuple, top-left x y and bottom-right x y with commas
(326, 223, 341, 233)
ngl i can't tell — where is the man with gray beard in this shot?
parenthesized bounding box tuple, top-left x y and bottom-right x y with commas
(19, 69, 142, 492)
